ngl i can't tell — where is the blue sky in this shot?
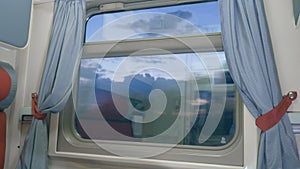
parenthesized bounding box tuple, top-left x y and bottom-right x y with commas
(85, 1, 220, 42)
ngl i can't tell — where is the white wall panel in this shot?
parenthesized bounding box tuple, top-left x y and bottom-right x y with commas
(264, 0, 300, 111)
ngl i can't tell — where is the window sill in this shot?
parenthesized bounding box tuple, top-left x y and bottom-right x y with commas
(49, 113, 245, 169)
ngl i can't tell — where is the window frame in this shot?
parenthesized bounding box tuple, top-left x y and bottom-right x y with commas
(49, 0, 245, 168)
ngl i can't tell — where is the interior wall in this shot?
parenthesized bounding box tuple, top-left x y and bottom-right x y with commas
(0, 47, 16, 67)
(2, 0, 299, 168)
(4, 2, 54, 169)
(264, 0, 300, 155)
(0, 46, 17, 169)
(264, 0, 300, 111)
(0, 43, 18, 169)
(24, 2, 54, 107)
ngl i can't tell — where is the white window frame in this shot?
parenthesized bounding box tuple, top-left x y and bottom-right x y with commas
(48, 0, 246, 168)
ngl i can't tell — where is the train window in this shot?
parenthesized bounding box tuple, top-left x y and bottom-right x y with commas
(58, 0, 243, 166)
(85, 2, 220, 42)
(76, 52, 236, 147)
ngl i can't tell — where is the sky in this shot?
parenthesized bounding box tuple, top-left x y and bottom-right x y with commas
(85, 1, 220, 42)
(79, 1, 226, 91)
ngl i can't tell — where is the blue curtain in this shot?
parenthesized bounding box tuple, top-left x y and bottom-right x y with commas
(219, 0, 300, 169)
(16, 0, 85, 168)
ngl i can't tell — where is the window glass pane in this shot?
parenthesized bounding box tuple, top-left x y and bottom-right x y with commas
(0, 0, 32, 47)
(75, 52, 236, 146)
(85, 1, 220, 42)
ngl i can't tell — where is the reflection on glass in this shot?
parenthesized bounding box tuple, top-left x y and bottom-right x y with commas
(86, 1, 220, 42)
(75, 52, 236, 146)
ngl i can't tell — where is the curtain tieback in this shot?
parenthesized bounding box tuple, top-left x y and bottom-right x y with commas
(256, 91, 297, 131)
(32, 93, 47, 120)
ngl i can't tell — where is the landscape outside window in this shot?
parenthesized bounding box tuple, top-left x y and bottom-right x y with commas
(75, 1, 237, 157)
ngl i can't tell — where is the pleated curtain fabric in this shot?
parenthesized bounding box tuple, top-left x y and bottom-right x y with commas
(219, 0, 300, 169)
(16, 0, 85, 168)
